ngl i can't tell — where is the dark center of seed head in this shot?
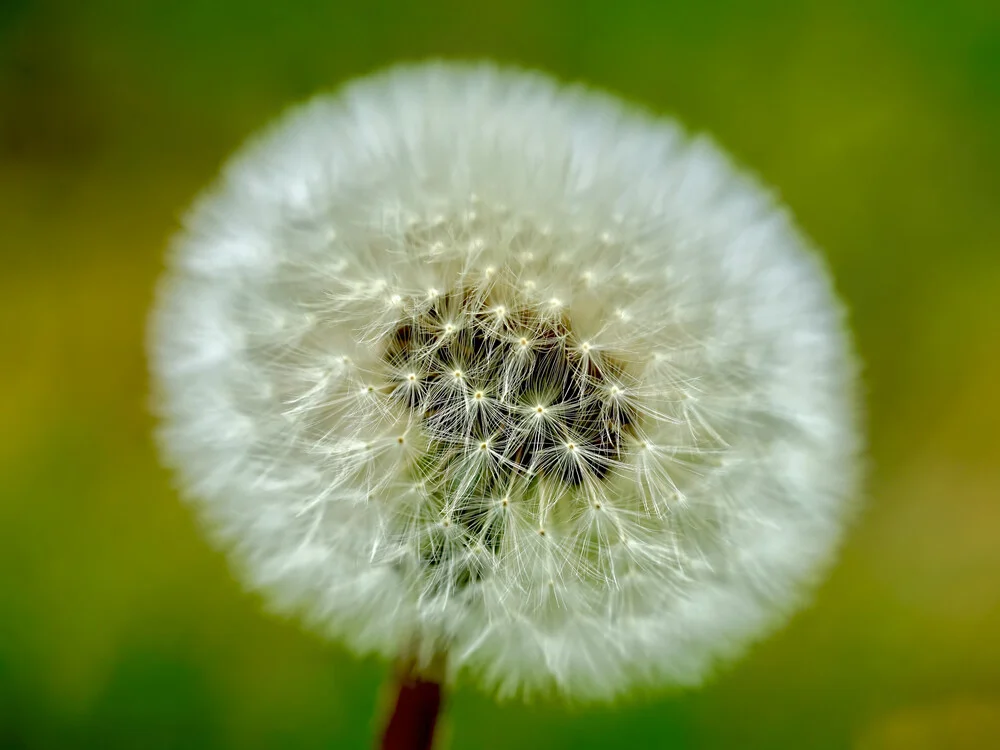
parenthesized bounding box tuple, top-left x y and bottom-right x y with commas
(380, 287, 641, 582)
(382, 288, 639, 490)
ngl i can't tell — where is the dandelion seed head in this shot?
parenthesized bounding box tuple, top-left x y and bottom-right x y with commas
(149, 61, 861, 701)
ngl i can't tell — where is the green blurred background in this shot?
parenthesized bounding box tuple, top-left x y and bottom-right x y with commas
(2, 1, 998, 747)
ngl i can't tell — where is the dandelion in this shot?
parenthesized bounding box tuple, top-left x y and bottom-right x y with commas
(149, 61, 861, 736)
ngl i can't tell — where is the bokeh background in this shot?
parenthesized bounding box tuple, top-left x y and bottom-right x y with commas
(2, 1, 998, 747)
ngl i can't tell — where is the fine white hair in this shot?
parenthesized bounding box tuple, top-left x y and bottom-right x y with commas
(149, 61, 861, 701)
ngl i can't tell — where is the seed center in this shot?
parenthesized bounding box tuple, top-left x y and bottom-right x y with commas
(383, 287, 638, 488)
(380, 284, 641, 582)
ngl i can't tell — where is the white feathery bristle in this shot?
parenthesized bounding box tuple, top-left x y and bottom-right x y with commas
(149, 61, 862, 701)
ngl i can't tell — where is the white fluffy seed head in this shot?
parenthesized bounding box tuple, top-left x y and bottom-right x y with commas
(149, 62, 862, 701)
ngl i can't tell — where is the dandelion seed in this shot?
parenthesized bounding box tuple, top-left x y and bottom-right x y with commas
(149, 61, 862, 708)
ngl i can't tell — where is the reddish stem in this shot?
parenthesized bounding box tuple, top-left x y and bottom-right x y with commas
(379, 661, 445, 750)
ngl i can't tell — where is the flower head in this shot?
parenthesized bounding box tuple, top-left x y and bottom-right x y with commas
(149, 62, 861, 700)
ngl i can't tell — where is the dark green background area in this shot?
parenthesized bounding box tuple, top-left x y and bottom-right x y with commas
(2, 1, 999, 748)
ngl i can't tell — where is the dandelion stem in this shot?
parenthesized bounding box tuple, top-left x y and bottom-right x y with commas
(379, 658, 445, 750)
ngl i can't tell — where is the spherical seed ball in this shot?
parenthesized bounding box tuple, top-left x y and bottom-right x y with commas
(149, 62, 862, 700)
